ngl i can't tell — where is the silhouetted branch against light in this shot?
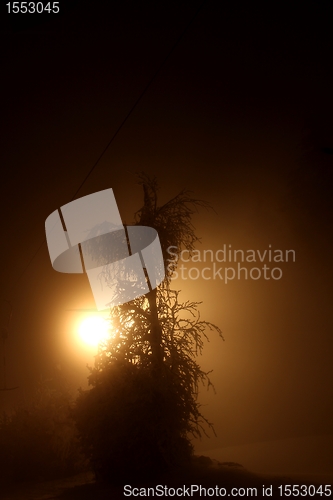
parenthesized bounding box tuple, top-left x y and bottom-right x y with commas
(134, 173, 215, 280)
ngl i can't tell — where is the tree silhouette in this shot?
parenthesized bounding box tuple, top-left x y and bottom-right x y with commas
(74, 174, 223, 483)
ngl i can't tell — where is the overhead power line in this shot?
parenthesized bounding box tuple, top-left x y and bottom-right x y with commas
(14, 0, 208, 290)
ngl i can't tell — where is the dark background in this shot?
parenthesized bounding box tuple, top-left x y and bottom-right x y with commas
(1, 1, 332, 477)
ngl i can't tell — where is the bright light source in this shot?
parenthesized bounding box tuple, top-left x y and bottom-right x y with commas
(78, 316, 109, 347)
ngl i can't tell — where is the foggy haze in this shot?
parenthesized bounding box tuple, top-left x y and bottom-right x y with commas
(1, 0, 332, 487)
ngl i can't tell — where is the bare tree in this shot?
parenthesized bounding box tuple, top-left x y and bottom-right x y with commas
(74, 174, 223, 482)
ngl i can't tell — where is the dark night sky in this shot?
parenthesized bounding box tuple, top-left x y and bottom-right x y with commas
(1, 1, 333, 478)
